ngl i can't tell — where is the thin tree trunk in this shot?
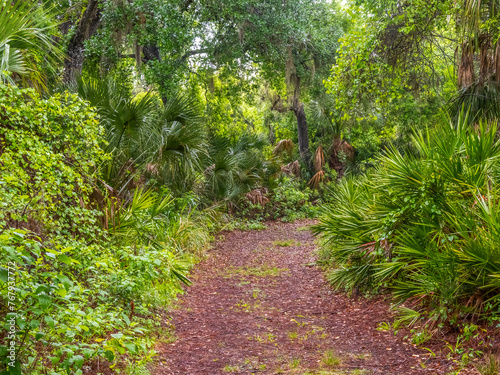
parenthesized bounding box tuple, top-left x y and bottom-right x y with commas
(293, 101, 311, 170)
(63, 0, 102, 84)
(290, 73, 311, 172)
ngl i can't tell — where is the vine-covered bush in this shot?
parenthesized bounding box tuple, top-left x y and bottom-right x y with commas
(272, 177, 317, 222)
(235, 177, 318, 225)
(0, 84, 106, 239)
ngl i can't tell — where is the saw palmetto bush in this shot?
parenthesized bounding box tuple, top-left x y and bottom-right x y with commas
(314, 112, 500, 323)
(204, 133, 271, 202)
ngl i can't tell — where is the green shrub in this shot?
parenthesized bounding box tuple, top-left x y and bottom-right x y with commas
(272, 177, 318, 222)
(0, 84, 106, 239)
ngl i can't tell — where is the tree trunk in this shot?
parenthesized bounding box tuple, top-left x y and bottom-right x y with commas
(293, 100, 311, 171)
(290, 72, 311, 172)
(143, 45, 161, 63)
(63, 0, 102, 84)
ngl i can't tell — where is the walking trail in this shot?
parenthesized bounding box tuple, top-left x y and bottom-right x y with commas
(154, 220, 462, 375)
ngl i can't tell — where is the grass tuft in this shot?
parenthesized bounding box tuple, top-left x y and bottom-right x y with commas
(476, 355, 500, 375)
(272, 239, 298, 247)
(322, 349, 342, 368)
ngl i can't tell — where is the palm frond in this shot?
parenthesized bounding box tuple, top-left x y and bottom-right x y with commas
(0, 0, 62, 90)
(273, 139, 295, 156)
(314, 145, 325, 173)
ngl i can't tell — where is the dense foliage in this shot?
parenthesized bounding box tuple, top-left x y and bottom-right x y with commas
(0, 84, 211, 374)
(3, 0, 500, 372)
(315, 113, 500, 322)
(313, 2, 500, 364)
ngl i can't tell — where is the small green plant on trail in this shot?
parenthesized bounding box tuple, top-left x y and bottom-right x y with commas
(410, 327, 434, 346)
(321, 349, 342, 368)
(297, 226, 311, 231)
(248, 332, 277, 343)
(223, 364, 240, 372)
(445, 323, 485, 367)
(273, 239, 298, 247)
(252, 288, 265, 299)
(289, 357, 301, 369)
(223, 265, 289, 278)
(375, 322, 391, 332)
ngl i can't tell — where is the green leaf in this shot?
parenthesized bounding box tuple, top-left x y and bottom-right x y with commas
(16, 318, 26, 330)
(73, 355, 84, 368)
(38, 294, 51, 310)
(82, 348, 94, 359)
(124, 342, 137, 354)
(49, 356, 60, 365)
(110, 333, 123, 339)
(104, 349, 115, 361)
(122, 314, 130, 326)
(54, 288, 67, 297)
(44, 315, 55, 328)
(0, 267, 8, 282)
(57, 255, 72, 265)
(79, 325, 89, 332)
(10, 362, 22, 375)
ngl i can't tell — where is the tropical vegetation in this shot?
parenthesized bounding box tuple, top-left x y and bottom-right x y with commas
(2, 0, 500, 372)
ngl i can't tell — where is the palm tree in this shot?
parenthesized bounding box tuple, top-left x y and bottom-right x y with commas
(148, 94, 208, 192)
(452, 0, 500, 120)
(308, 100, 354, 179)
(75, 73, 207, 194)
(0, 0, 62, 91)
(204, 133, 269, 201)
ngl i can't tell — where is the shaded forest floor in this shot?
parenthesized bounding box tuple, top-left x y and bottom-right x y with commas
(153, 221, 482, 375)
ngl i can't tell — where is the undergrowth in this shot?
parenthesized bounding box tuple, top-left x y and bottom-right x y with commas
(0, 85, 214, 374)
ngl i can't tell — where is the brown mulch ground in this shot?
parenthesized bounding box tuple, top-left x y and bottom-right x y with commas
(153, 220, 493, 375)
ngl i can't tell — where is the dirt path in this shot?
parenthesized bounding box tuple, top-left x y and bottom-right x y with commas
(153, 221, 459, 375)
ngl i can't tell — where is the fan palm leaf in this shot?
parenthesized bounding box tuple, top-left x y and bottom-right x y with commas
(0, 0, 62, 90)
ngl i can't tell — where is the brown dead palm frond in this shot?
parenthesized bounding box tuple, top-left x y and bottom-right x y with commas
(495, 41, 500, 84)
(146, 163, 159, 175)
(273, 139, 295, 156)
(281, 160, 301, 177)
(457, 41, 475, 88)
(329, 138, 355, 178)
(314, 145, 325, 173)
(479, 34, 492, 85)
(246, 188, 269, 206)
(308, 170, 325, 189)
